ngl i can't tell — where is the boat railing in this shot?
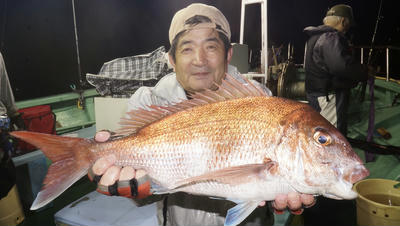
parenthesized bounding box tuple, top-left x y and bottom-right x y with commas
(15, 88, 99, 135)
(239, 0, 269, 85)
(354, 45, 400, 82)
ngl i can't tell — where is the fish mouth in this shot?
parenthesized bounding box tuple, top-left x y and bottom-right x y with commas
(322, 164, 368, 200)
(323, 190, 358, 200)
(323, 193, 344, 200)
(324, 179, 358, 200)
(343, 164, 370, 184)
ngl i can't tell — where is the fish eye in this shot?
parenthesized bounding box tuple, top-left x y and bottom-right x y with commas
(318, 135, 327, 143)
(313, 130, 331, 146)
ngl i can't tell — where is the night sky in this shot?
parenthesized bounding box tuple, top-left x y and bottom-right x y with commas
(0, 0, 398, 100)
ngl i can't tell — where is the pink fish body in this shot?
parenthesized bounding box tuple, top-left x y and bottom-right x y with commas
(11, 75, 369, 226)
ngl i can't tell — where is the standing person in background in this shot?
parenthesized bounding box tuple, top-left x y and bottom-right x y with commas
(0, 51, 22, 199)
(0, 52, 19, 122)
(302, 4, 371, 226)
(303, 4, 369, 136)
(0, 51, 24, 132)
(89, 3, 315, 226)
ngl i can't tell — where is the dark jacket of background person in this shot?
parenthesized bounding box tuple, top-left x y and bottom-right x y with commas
(304, 25, 367, 96)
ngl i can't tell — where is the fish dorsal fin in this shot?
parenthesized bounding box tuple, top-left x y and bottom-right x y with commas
(116, 73, 270, 136)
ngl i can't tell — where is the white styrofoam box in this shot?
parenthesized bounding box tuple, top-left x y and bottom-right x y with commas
(94, 97, 129, 132)
(54, 191, 158, 226)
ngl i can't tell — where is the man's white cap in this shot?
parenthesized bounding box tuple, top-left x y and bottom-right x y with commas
(168, 3, 231, 44)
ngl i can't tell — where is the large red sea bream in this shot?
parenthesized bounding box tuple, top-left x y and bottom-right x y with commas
(11, 74, 369, 226)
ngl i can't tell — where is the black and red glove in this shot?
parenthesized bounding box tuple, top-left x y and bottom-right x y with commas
(88, 165, 152, 199)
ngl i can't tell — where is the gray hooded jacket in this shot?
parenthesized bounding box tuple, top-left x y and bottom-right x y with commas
(0, 52, 17, 116)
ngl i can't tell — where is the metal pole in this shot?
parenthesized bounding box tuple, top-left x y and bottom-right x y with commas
(261, 0, 268, 82)
(240, 1, 245, 44)
(303, 43, 306, 68)
(386, 47, 389, 81)
(360, 48, 364, 64)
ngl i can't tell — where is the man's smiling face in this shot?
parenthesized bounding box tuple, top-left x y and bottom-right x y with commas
(170, 28, 232, 92)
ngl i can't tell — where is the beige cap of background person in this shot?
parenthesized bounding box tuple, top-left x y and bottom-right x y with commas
(326, 4, 356, 27)
(168, 3, 231, 44)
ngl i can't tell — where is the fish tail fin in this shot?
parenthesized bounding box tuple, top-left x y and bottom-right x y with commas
(10, 131, 93, 210)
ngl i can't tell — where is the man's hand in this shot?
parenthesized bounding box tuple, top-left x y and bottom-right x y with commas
(88, 131, 151, 199)
(271, 192, 315, 215)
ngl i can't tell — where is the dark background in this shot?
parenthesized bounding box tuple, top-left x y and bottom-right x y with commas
(0, 0, 399, 101)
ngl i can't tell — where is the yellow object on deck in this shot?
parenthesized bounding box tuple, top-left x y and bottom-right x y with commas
(354, 179, 400, 226)
(0, 185, 25, 226)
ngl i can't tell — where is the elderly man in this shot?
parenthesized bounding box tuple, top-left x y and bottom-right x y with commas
(303, 4, 369, 136)
(90, 3, 315, 226)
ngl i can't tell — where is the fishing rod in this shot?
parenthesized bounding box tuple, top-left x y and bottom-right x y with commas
(367, 0, 384, 65)
(347, 137, 400, 156)
(71, 0, 83, 87)
(71, 0, 86, 110)
(359, 0, 384, 102)
(360, 0, 384, 162)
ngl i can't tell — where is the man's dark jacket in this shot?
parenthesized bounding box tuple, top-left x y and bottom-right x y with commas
(304, 25, 367, 95)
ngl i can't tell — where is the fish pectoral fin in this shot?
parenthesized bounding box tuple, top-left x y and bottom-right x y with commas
(209, 196, 228, 200)
(176, 162, 278, 187)
(224, 201, 260, 226)
(150, 182, 172, 195)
